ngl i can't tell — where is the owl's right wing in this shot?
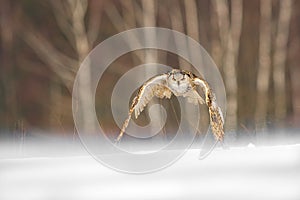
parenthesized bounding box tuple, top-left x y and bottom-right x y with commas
(130, 74, 172, 119)
(116, 73, 172, 142)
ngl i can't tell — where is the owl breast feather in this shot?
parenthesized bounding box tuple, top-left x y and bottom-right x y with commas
(168, 82, 192, 96)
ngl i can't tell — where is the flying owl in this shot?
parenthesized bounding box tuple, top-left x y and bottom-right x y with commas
(116, 69, 224, 143)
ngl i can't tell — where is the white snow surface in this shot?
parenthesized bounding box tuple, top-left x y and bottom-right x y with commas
(0, 144, 300, 200)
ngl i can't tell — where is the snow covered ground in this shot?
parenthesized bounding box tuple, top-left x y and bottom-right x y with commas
(0, 143, 300, 200)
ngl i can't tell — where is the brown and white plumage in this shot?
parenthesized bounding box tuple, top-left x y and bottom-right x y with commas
(193, 77, 224, 141)
(116, 69, 224, 142)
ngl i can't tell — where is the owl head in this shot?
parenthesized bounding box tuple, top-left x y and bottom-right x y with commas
(167, 69, 191, 86)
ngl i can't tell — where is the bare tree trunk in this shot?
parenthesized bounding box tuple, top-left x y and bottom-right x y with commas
(69, 0, 90, 62)
(210, 1, 222, 68)
(184, 0, 200, 70)
(184, 0, 199, 43)
(22, 0, 102, 132)
(120, 0, 140, 66)
(170, 0, 189, 69)
(67, 0, 94, 132)
(273, 0, 293, 120)
(49, 78, 62, 130)
(142, 0, 157, 64)
(183, 0, 203, 131)
(105, 1, 145, 65)
(87, 0, 103, 47)
(213, 0, 242, 131)
(213, 0, 230, 52)
(225, 0, 242, 130)
(142, 0, 163, 134)
(255, 0, 272, 128)
(0, 0, 18, 129)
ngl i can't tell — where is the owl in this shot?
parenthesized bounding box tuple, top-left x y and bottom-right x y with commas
(116, 69, 224, 143)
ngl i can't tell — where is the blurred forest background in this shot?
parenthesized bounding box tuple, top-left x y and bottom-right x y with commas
(1, 0, 300, 140)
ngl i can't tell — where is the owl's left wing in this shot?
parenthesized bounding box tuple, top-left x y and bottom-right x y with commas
(192, 77, 224, 141)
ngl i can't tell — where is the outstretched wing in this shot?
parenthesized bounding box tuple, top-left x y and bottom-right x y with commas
(192, 77, 224, 141)
(131, 74, 172, 118)
(208, 102, 224, 141)
(115, 73, 172, 142)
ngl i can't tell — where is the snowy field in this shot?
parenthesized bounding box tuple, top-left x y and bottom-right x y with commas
(0, 141, 300, 200)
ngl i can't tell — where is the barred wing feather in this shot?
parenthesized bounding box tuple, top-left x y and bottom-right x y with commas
(131, 74, 172, 118)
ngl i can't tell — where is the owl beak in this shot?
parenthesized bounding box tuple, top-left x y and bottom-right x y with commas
(177, 81, 180, 86)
